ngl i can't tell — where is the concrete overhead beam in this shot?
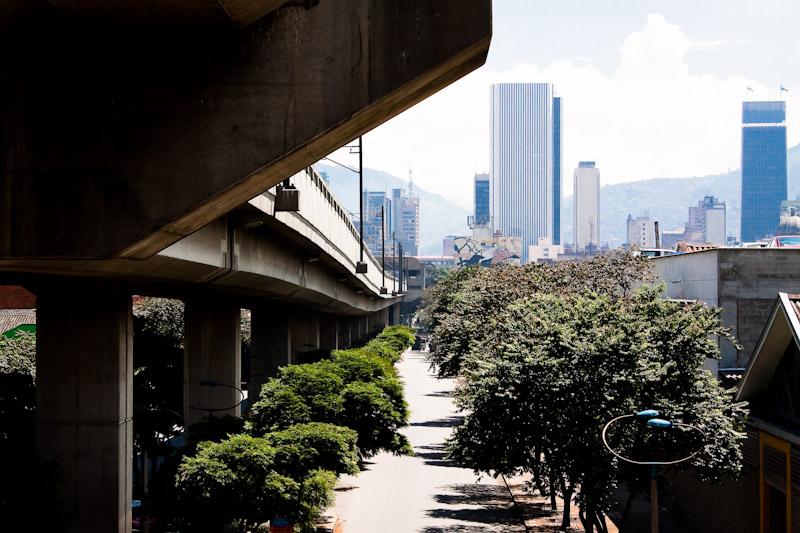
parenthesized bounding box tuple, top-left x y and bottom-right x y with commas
(0, 0, 491, 260)
(0, 0, 288, 29)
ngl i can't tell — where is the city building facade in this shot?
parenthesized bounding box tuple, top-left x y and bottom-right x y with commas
(741, 101, 787, 242)
(626, 214, 660, 248)
(362, 190, 392, 258)
(491, 82, 561, 261)
(391, 177, 420, 256)
(573, 161, 599, 252)
(528, 237, 564, 264)
(473, 173, 490, 226)
(684, 195, 727, 245)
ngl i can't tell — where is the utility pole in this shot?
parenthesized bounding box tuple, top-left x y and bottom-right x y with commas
(355, 136, 367, 273)
(380, 205, 387, 294)
(392, 232, 397, 295)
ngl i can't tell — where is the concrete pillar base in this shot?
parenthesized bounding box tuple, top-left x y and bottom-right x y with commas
(248, 306, 291, 404)
(36, 287, 133, 533)
(184, 300, 242, 427)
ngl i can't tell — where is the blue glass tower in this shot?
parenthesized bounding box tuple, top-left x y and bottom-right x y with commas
(553, 96, 562, 245)
(474, 173, 490, 225)
(741, 101, 787, 242)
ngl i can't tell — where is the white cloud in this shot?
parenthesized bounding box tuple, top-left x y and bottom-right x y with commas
(328, 13, 799, 210)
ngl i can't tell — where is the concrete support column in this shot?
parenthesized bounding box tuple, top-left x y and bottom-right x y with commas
(291, 316, 320, 361)
(338, 319, 352, 349)
(319, 317, 338, 352)
(36, 287, 133, 533)
(352, 315, 365, 343)
(377, 307, 389, 330)
(248, 306, 291, 405)
(390, 304, 401, 325)
(184, 301, 241, 427)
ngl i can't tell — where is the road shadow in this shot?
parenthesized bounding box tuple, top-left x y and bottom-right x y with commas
(424, 483, 524, 531)
(425, 390, 454, 398)
(414, 444, 464, 469)
(410, 416, 462, 428)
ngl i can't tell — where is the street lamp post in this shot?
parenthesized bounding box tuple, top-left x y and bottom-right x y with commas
(602, 409, 705, 533)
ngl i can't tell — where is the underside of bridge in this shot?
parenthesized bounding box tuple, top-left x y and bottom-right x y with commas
(0, 1, 491, 531)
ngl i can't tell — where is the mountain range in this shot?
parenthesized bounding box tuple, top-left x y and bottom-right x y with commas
(317, 143, 800, 254)
(562, 143, 800, 247)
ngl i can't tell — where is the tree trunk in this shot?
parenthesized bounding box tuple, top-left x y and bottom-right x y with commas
(560, 489, 573, 529)
(579, 507, 592, 533)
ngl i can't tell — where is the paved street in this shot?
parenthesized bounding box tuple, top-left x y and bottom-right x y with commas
(331, 350, 526, 533)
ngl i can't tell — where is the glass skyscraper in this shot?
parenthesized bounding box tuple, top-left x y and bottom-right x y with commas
(473, 173, 490, 225)
(741, 101, 787, 242)
(490, 83, 562, 261)
(552, 97, 562, 245)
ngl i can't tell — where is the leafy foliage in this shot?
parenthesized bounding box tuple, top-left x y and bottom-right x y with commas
(0, 330, 36, 450)
(175, 324, 415, 530)
(265, 422, 360, 476)
(175, 434, 336, 532)
(249, 326, 413, 458)
(422, 252, 655, 378)
(423, 254, 746, 532)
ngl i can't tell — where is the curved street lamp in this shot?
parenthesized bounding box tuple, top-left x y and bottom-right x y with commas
(602, 409, 705, 533)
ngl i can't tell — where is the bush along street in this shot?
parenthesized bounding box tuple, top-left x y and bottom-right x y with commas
(420, 252, 747, 532)
(174, 324, 416, 532)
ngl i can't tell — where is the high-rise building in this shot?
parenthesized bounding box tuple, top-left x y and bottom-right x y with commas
(491, 83, 561, 261)
(626, 214, 660, 248)
(473, 173, 490, 226)
(362, 190, 391, 257)
(741, 101, 787, 242)
(573, 161, 599, 251)
(391, 172, 420, 256)
(553, 97, 562, 245)
(685, 195, 726, 245)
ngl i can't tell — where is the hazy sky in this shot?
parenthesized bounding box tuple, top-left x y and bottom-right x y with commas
(327, 0, 800, 209)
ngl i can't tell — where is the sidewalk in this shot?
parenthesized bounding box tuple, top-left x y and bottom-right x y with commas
(327, 350, 525, 533)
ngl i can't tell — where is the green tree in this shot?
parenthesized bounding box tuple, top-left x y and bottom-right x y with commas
(422, 252, 655, 378)
(448, 288, 746, 532)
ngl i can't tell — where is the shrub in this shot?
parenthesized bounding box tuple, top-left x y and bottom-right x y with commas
(265, 422, 360, 476)
(362, 338, 401, 363)
(250, 326, 412, 458)
(375, 325, 416, 353)
(341, 381, 411, 457)
(331, 348, 395, 382)
(176, 434, 336, 532)
(249, 381, 312, 435)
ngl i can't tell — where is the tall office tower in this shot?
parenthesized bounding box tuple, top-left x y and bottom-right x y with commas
(491, 83, 561, 261)
(553, 97, 562, 244)
(362, 190, 392, 257)
(391, 172, 420, 256)
(741, 101, 787, 242)
(573, 161, 600, 251)
(473, 173, 490, 225)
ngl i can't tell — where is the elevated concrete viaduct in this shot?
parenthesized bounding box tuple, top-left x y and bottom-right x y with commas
(0, 1, 491, 530)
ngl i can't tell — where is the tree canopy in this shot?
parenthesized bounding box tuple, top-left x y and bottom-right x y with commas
(421, 253, 746, 532)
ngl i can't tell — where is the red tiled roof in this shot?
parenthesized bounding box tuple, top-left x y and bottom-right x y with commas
(0, 286, 36, 309)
